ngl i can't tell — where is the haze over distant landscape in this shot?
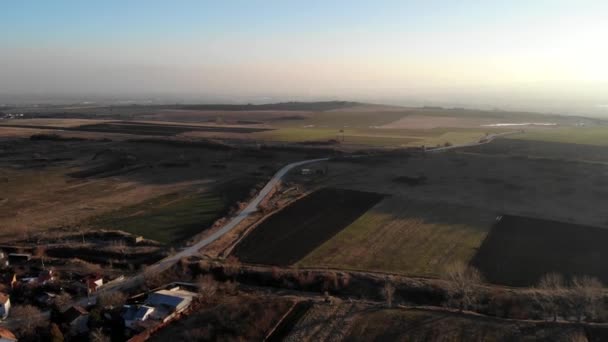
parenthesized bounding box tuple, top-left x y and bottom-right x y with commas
(2, 0, 608, 116)
(6, 2, 608, 341)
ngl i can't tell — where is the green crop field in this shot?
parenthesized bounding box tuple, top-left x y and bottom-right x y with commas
(298, 197, 495, 276)
(506, 126, 608, 146)
(253, 127, 495, 147)
(88, 191, 226, 244)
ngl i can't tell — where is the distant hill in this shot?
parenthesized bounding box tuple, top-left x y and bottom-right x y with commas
(174, 101, 360, 111)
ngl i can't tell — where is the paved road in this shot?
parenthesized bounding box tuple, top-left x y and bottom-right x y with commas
(78, 157, 330, 303)
(92, 132, 515, 295)
(149, 157, 330, 272)
(75, 131, 518, 304)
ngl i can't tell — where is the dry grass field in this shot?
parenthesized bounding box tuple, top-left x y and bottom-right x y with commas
(0, 166, 189, 239)
(284, 302, 601, 341)
(318, 148, 608, 229)
(299, 197, 495, 276)
(463, 137, 608, 163)
(344, 308, 594, 341)
(149, 293, 295, 341)
(0, 132, 301, 243)
(6, 102, 594, 149)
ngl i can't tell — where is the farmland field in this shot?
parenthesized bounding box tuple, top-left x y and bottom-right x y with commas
(505, 126, 608, 146)
(463, 137, 608, 163)
(88, 178, 260, 244)
(76, 121, 272, 135)
(0, 121, 272, 136)
(344, 308, 593, 341)
(253, 127, 496, 147)
(87, 192, 225, 244)
(0, 133, 290, 243)
(233, 188, 385, 265)
(299, 197, 495, 276)
(150, 294, 295, 342)
(471, 215, 608, 286)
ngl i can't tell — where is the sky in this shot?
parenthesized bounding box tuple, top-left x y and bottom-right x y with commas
(1, 1, 608, 113)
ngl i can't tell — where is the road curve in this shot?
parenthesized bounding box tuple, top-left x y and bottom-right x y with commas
(151, 157, 330, 271)
(82, 157, 330, 300)
(79, 132, 517, 302)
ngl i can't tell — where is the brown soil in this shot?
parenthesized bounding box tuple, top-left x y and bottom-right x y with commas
(472, 215, 608, 286)
(232, 188, 384, 265)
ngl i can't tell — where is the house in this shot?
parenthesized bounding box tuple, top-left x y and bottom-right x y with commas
(61, 306, 89, 335)
(0, 293, 10, 320)
(144, 288, 196, 321)
(0, 328, 17, 342)
(122, 305, 155, 330)
(83, 274, 104, 293)
(129, 235, 144, 244)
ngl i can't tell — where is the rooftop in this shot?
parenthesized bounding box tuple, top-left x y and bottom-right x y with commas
(0, 327, 16, 341)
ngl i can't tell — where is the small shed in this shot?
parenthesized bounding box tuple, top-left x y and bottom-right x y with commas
(83, 274, 104, 293)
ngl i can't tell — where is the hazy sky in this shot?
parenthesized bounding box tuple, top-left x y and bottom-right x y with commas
(1, 1, 608, 113)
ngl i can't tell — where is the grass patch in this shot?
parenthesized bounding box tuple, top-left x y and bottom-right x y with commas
(298, 197, 494, 276)
(506, 127, 608, 146)
(88, 192, 225, 244)
(88, 177, 261, 244)
(253, 126, 498, 147)
(345, 308, 589, 341)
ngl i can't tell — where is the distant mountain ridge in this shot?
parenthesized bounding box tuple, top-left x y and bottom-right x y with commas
(174, 101, 360, 111)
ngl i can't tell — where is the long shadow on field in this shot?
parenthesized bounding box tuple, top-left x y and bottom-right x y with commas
(233, 188, 385, 265)
(471, 215, 608, 286)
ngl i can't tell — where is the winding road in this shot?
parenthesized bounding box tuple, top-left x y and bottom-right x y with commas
(75, 131, 520, 304)
(150, 157, 330, 272)
(78, 157, 330, 301)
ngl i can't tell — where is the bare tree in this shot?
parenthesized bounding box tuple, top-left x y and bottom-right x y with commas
(322, 272, 339, 292)
(89, 328, 110, 342)
(569, 276, 603, 322)
(222, 256, 240, 280)
(11, 305, 48, 338)
(97, 291, 127, 309)
(196, 274, 218, 301)
(534, 273, 566, 321)
(143, 266, 164, 289)
(442, 261, 483, 312)
(221, 280, 239, 295)
(53, 292, 73, 311)
(383, 278, 396, 308)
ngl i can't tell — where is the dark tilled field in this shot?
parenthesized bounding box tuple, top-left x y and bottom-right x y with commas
(76, 121, 272, 136)
(471, 215, 608, 286)
(463, 138, 608, 162)
(233, 188, 385, 265)
(0, 121, 272, 136)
